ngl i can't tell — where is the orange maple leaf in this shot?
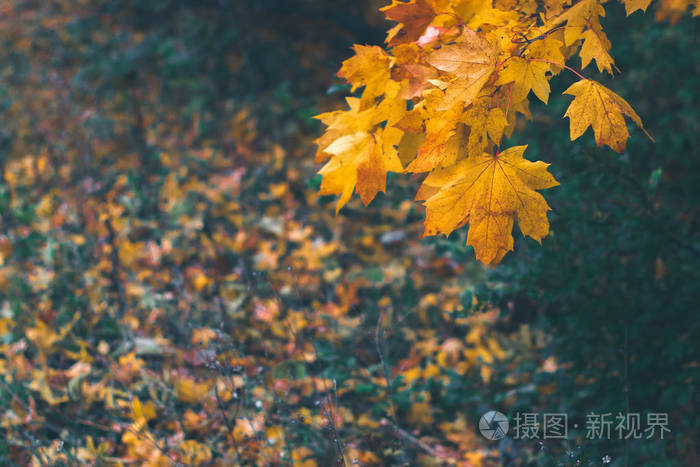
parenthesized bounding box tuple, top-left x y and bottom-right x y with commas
(423, 146, 559, 266)
(564, 79, 652, 153)
(381, 0, 436, 46)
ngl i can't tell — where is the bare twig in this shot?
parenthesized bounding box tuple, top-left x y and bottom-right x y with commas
(375, 312, 410, 463)
(215, 382, 242, 464)
(389, 421, 459, 465)
(269, 274, 347, 466)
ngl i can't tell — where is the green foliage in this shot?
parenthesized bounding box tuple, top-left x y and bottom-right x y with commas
(479, 5, 699, 464)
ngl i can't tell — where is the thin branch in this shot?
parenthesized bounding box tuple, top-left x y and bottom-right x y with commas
(215, 383, 242, 465)
(526, 57, 588, 80)
(389, 421, 458, 465)
(375, 312, 410, 463)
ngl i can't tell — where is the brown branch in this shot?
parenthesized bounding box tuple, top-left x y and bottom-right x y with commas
(388, 421, 461, 465)
(375, 312, 411, 463)
(215, 383, 242, 465)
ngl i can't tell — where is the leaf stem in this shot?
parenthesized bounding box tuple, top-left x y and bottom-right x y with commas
(504, 82, 513, 121)
(496, 83, 514, 155)
(526, 57, 588, 80)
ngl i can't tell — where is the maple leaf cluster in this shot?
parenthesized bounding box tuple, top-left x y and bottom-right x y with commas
(312, 0, 692, 266)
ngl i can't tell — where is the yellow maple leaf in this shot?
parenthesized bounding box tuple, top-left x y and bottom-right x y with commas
(318, 128, 403, 212)
(485, 107, 509, 146)
(426, 27, 497, 109)
(564, 79, 653, 153)
(467, 2, 521, 29)
(423, 145, 559, 266)
(313, 98, 375, 163)
(579, 28, 616, 75)
(496, 56, 552, 103)
(526, 34, 566, 67)
(622, 0, 653, 15)
(464, 101, 509, 157)
(337, 45, 394, 107)
(548, 0, 606, 46)
(405, 102, 465, 172)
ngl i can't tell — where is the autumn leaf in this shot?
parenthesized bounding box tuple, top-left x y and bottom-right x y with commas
(381, 0, 436, 46)
(404, 102, 465, 172)
(485, 107, 509, 146)
(393, 43, 439, 98)
(319, 132, 371, 211)
(337, 45, 394, 106)
(496, 56, 552, 103)
(526, 35, 566, 67)
(423, 145, 559, 267)
(622, 0, 654, 15)
(318, 128, 403, 212)
(314, 98, 375, 163)
(579, 28, 617, 74)
(548, 0, 606, 46)
(464, 101, 508, 157)
(426, 28, 497, 109)
(564, 79, 653, 152)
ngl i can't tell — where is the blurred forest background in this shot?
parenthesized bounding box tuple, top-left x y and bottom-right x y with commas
(0, 0, 697, 465)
